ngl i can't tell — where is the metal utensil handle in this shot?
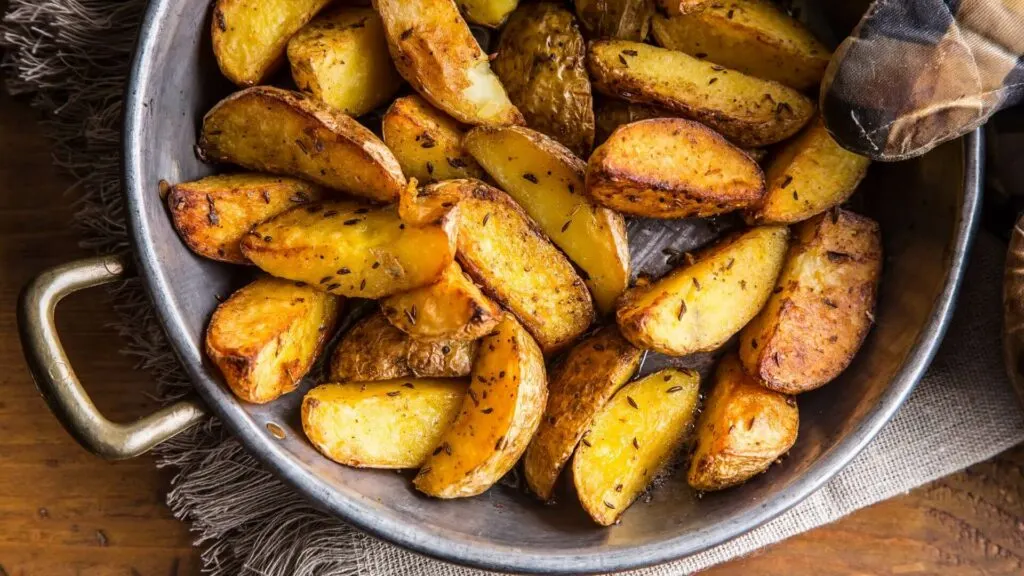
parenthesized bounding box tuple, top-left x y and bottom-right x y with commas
(17, 255, 208, 460)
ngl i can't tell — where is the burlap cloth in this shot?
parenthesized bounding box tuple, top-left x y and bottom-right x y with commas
(3, 1, 1024, 574)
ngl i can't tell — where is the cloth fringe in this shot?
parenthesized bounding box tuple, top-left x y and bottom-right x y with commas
(1, 1, 371, 573)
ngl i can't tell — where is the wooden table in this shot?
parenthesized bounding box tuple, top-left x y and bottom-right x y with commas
(2, 92, 1023, 576)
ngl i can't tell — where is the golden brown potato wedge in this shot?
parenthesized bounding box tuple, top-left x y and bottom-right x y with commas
(575, 0, 654, 41)
(329, 313, 477, 381)
(302, 379, 467, 468)
(199, 87, 405, 202)
(572, 368, 700, 525)
(414, 314, 548, 498)
(492, 4, 595, 157)
(240, 201, 457, 298)
(688, 354, 798, 491)
(745, 118, 872, 225)
(739, 210, 881, 394)
(617, 226, 789, 356)
(167, 173, 324, 264)
(382, 95, 484, 184)
(434, 179, 595, 354)
(287, 7, 403, 117)
(211, 0, 332, 86)
(381, 261, 503, 341)
(460, 0, 519, 27)
(587, 118, 766, 219)
(524, 327, 642, 501)
(465, 126, 629, 314)
(206, 277, 340, 404)
(651, 0, 831, 91)
(373, 0, 523, 126)
(587, 40, 815, 147)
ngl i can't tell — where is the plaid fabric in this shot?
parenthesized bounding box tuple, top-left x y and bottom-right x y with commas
(822, 0, 1024, 160)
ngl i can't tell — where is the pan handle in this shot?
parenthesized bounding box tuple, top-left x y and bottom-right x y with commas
(17, 255, 208, 460)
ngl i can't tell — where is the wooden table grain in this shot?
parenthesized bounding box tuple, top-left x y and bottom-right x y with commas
(1, 92, 1022, 576)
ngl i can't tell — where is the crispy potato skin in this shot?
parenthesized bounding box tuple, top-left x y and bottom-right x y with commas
(739, 210, 881, 393)
(573, 368, 700, 525)
(524, 327, 642, 501)
(211, 0, 332, 86)
(415, 315, 548, 498)
(241, 201, 457, 299)
(435, 179, 595, 354)
(593, 98, 676, 145)
(381, 261, 503, 341)
(587, 40, 814, 147)
(492, 4, 595, 157)
(199, 86, 405, 202)
(206, 277, 340, 404)
(302, 379, 467, 468)
(651, 0, 830, 90)
(329, 313, 477, 381)
(373, 0, 523, 126)
(746, 118, 872, 225)
(575, 0, 654, 41)
(287, 7, 403, 117)
(688, 355, 798, 491)
(617, 226, 789, 355)
(460, 0, 520, 27)
(587, 118, 765, 219)
(382, 96, 484, 184)
(167, 173, 323, 264)
(465, 126, 629, 314)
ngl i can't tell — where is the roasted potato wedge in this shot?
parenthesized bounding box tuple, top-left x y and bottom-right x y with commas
(302, 379, 467, 468)
(415, 315, 548, 498)
(465, 126, 629, 313)
(524, 327, 642, 501)
(460, 0, 519, 27)
(240, 201, 457, 298)
(381, 261, 503, 341)
(739, 210, 881, 393)
(374, 0, 523, 126)
(572, 368, 700, 525)
(575, 0, 654, 41)
(492, 4, 595, 157)
(287, 7, 403, 117)
(587, 118, 765, 219)
(745, 118, 872, 225)
(434, 179, 595, 354)
(167, 173, 324, 264)
(211, 0, 332, 86)
(617, 226, 789, 356)
(199, 87, 405, 202)
(206, 277, 340, 404)
(382, 95, 484, 184)
(651, 0, 830, 90)
(330, 313, 477, 381)
(688, 354, 798, 491)
(587, 40, 815, 147)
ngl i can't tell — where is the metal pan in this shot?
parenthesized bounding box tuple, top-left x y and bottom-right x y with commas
(19, 0, 982, 572)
